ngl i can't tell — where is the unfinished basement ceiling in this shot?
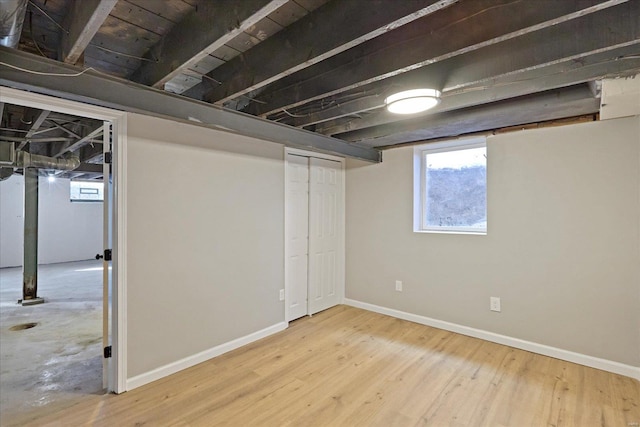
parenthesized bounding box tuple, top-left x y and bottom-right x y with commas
(0, 102, 104, 179)
(2, 0, 640, 157)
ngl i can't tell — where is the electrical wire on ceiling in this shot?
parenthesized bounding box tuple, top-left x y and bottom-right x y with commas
(0, 61, 95, 76)
(269, 88, 386, 123)
(280, 108, 310, 118)
(28, 9, 47, 58)
(27, 0, 67, 34)
(90, 44, 158, 63)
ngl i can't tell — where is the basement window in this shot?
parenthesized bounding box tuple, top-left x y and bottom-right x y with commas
(414, 138, 487, 234)
(70, 181, 104, 202)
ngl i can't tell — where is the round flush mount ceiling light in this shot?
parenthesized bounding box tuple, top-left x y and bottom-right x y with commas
(385, 88, 441, 114)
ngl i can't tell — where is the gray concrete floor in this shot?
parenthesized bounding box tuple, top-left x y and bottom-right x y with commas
(0, 260, 105, 425)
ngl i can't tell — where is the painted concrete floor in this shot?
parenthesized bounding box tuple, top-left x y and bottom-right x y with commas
(0, 260, 106, 425)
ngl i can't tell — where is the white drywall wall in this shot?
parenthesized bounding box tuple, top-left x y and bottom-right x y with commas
(0, 175, 102, 268)
(125, 113, 285, 378)
(0, 175, 23, 267)
(346, 116, 640, 368)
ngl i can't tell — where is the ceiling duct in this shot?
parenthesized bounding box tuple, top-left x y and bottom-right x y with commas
(0, 142, 81, 180)
(17, 151, 80, 170)
(0, 0, 27, 48)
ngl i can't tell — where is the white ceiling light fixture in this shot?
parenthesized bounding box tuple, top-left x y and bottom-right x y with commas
(385, 88, 441, 114)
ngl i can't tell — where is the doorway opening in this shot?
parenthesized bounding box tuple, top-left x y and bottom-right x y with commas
(0, 87, 126, 422)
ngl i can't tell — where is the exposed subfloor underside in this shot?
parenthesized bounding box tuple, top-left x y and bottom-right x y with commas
(0, 260, 105, 425)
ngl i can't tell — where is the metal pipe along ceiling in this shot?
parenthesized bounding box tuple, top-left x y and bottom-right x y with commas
(0, 0, 27, 48)
(17, 151, 80, 170)
(0, 151, 81, 180)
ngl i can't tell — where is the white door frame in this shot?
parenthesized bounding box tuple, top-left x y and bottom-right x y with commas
(284, 148, 345, 322)
(0, 86, 128, 393)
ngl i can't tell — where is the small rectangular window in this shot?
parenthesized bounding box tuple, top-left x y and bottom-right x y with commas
(70, 180, 104, 202)
(414, 138, 487, 234)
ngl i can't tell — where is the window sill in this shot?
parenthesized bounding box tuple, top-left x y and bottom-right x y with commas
(413, 229, 487, 236)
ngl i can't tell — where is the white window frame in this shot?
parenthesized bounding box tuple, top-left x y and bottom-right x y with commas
(413, 137, 487, 235)
(70, 180, 104, 202)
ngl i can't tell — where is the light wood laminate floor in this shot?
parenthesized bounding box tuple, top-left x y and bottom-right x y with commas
(5, 305, 639, 426)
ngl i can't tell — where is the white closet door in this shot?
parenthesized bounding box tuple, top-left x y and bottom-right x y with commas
(308, 157, 343, 315)
(285, 154, 310, 321)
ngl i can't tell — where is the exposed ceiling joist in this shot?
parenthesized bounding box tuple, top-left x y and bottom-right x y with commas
(54, 126, 103, 158)
(8, 0, 640, 149)
(289, 1, 640, 136)
(356, 84, 599, 147)
(44, 119, 81, 139)
(130, 0, 287, 88)
(197, 0, 459, 105)
(17, 108, 50, 150)
(4, 135, 73, 143)
(290, 95, 384, 128)
(251, 0, 633, 121)
(318, 45, 640, 136)
(74, 163, 103, 174)
(0, 47, 381, 162)
(24, 109, 50, 139)
(10, 105, 39, 147)
(60, 0, 118, 65)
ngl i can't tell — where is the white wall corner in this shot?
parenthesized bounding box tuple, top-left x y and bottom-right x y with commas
(344, 299, 640, 381)
(125, 322, 288, 391)
(600, 74, 640, 120)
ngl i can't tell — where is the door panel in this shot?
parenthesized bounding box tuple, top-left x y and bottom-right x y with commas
(285, 154, 309, 321)
(308, 157, 343, 315)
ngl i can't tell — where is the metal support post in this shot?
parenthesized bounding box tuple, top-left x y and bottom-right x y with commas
(22, 167, 44, 305)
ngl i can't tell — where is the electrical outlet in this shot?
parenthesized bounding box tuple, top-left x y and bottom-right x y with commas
(395, 280, 403, 292)
(279, 289, 285, 301)
(490, 296, 501, 312)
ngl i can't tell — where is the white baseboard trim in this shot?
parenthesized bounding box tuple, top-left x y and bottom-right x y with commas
(126, 322, 288, 391)
(344, 299, 640, 381)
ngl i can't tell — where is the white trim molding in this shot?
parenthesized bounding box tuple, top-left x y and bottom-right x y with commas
(112, 113, 128, 394)
(344, 299, 640, 381)
(126, 322, 288, 391)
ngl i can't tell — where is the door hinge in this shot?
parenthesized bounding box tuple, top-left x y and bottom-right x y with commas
(104, 346, 112, 358)
(104, 151, 113, 164)
(104, 249, 112, 261)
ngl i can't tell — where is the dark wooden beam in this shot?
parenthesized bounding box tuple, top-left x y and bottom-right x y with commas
(199, 0, 459, 105)
(0, 47, 381, 162)
(249, 0, 631, 118)
(349, 85, 599, 147)
(316, 44, 640, 136)
(290, 95, 384, 128)
(60, 0, 118, 65)
(130, 0, 286, 88)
